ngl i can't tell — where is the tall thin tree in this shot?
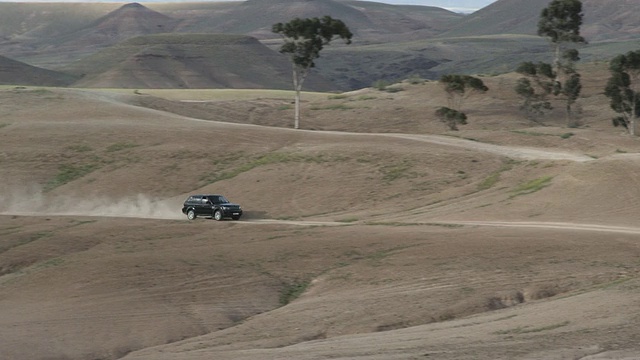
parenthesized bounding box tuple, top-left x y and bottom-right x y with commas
(604, 50, 640, 136)
(272, 16, 352, 129)
(537, 0, 586, 125)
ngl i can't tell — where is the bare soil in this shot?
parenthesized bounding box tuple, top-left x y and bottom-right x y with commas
(1, 69, 640, 360)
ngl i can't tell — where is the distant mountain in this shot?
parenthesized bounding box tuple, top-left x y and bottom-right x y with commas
(77, 2, 178, 42)
(61, 33, 334, 90)
(162, 0, 463, 41)
(52, 2, 179, 52)
(440, 0, 640, 41)
(0, 0, 639, 90)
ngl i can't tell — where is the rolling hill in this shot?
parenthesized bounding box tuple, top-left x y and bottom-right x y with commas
(0, 54, 77, 86)
(1, 64, 640, 359)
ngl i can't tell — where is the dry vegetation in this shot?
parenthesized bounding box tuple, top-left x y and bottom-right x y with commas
(1, 63, 640, 360)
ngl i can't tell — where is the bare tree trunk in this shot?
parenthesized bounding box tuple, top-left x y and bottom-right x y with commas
(632, 75, 639, 136)
(553, 43, 562, 84)
(292, 66, 300, 129)
(292, 65, 308, 130)
(631, 100, 637, 136)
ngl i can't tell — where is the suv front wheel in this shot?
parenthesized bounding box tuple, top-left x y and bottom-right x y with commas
(213, 210, 223, 221)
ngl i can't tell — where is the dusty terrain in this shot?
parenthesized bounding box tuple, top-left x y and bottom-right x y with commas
(1, 68, 640, 360)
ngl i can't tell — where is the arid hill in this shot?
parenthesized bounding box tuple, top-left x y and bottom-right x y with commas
(0, 55, 77, 86)
(1, 62, 640, 359)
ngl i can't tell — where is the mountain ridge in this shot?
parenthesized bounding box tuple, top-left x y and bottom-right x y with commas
(0, 0, 639, 90)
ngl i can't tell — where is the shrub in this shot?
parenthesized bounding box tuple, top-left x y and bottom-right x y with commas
(280, 280, 309, 305)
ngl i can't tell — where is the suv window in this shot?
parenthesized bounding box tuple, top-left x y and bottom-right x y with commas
(207, 195, 229, 204)
(188, 196, 199, 204)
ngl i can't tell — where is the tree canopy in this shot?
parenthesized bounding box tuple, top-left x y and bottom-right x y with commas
(439, 74, 488, 111)
(537, 0, 585, 44)
(436, 74, 488, 130)
(514, 62, 556, 121)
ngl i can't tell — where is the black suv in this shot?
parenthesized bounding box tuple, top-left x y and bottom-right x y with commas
(181, 194, 243, 221)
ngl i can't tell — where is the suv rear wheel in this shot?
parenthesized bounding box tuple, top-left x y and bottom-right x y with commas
(187, 209, 196, 220)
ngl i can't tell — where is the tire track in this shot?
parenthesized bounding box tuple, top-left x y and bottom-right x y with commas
(433, 220, 640, 235)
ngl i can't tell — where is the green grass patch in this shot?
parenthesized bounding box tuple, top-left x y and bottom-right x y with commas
(310, 103, 354, 110)
(383, 87, 404, 93)
(478, 171, 501, 191)
(594, 276, 634, 290)
(372, 79, 392, 90)
(201, 152, 344, 184)
(0, 123, 9, 130)
(560, 132, 574, 139)
(280, 280, 310, 306)
(365, 221, 423, 226)
(510, 176, 553, 197)
(0, 231, 53, 255)
(493, 321, 570, 335)
(406, 74, 425, 84)
(105, 142, 140, 152)
(45, 163, 101, 191)
(365, 245, 415, 265)
(379, 160, 415, 183)
(366, 222, 463, 228)
(512, 130, 574, 140)
(511, 130, 553, 137)
(425, 222, 465, 228)
(21, 88, 54, 96)
(477, 161, 516, 191)
(66, 144, 93, 152)
(337, 217, 359, 223)
(34, 257, 65, 270)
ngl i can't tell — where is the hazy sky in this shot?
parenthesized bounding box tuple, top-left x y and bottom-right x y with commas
(0, 0, 499, 13)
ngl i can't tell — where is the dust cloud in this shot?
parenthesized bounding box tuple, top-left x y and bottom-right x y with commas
(0, 185, 183, 220)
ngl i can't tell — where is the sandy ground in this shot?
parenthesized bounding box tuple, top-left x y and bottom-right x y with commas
(1, 77, 640, 359)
